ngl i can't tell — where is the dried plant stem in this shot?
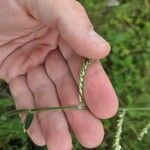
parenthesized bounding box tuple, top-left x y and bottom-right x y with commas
(113, 109, 126, 150)
(3, 104, 87, 118)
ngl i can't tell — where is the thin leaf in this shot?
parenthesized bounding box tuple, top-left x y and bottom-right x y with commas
(23, 111, 34, 132)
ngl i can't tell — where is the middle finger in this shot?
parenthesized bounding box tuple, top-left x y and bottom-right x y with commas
(45, 50, 104, 148)
(27, 65, 72, 150)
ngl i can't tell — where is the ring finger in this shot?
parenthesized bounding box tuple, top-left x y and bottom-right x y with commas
(27, 65, 72, 150)
(9, 75, 46, 146)
(45, 50, 104, 148)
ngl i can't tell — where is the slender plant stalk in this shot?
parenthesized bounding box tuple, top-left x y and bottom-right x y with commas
(3, 104, 87, 117)
(119, 107, 150, 111)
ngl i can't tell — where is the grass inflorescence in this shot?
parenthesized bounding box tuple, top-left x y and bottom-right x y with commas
(1, 59, 93, 132)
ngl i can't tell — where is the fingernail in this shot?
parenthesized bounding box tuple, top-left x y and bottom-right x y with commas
(89, 30, 109, 47)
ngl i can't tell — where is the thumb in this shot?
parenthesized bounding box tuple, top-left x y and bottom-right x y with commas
(25, 0, 110, 59)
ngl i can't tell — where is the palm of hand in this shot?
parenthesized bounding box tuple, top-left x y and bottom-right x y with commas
(0, 1, 118, 149)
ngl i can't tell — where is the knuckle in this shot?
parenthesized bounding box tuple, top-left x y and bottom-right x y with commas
(9, 75, 27, 97)
(45, 51, 69, 82)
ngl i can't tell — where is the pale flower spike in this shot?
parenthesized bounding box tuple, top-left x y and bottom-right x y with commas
(113, 109, 126, 150)
(138, 121, 150, 141)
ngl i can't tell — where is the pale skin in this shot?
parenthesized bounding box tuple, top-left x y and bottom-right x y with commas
(0, 0, 118, 149)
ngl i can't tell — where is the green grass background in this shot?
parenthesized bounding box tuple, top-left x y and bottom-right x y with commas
(0, 0, 150, 149)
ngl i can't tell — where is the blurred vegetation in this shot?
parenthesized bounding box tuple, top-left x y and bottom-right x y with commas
(0, 0, 150, 149)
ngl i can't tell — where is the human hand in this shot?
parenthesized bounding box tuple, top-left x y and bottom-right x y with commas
(0, 0, 118, 149)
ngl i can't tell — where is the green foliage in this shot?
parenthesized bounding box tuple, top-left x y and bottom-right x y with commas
(23, 111, 34, 131)
(0, 99, 27, 150)
(0, 0, 150, 149)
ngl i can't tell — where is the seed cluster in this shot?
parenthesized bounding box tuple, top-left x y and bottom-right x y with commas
(138, 121, 150, 141)
(112, 109, 126, 150)
(78, 59, 93, 106)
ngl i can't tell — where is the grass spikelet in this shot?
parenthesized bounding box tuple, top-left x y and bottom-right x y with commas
(78, 59, 93, 104)
(112, 109, 126, 150)
(138, 121, 150, 141)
